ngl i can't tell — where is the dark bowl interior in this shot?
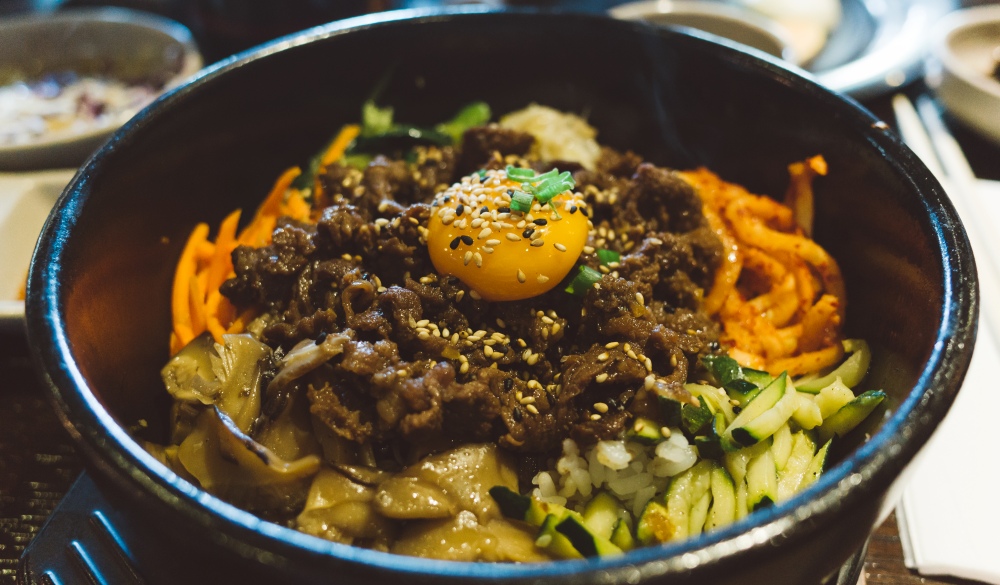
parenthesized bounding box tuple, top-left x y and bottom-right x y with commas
(26, 8, 975, 585)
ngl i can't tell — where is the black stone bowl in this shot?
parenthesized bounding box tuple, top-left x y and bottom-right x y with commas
(26, 8, 976, 585)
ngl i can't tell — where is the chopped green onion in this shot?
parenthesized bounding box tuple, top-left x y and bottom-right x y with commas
(565, 265, 602, 296)
(361, 99, 394, 136)
(597, 249, 620, 265)
(436, 101, 492, 143)
(476, 169, 488, 180)
(510, 190, 534, 212)
(506, 165, 536, 181)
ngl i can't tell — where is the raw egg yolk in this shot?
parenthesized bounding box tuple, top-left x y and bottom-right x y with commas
(426, 170, 589, 301)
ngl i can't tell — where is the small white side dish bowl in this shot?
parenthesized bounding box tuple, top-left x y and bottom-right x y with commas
(0, 7, 202, 171)
(609, 0, 799, 64)
(927, 5, 1000, 144)
(0, 168, 75, 330)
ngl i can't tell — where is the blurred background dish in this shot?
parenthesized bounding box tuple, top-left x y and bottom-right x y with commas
(608, 1, 799, 63)
(0, 169, 75, 330)
(0, 7, 202, 171)
(926, 4, 1000, 144)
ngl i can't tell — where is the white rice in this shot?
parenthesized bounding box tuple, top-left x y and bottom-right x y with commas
(532, 433, 698, 518)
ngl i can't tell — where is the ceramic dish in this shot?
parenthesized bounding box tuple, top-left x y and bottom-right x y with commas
(0, 7, 202, 171)
(0, 168, 75, 330)
(926, 5, 1000, 144)
(26, 8, 974, 585)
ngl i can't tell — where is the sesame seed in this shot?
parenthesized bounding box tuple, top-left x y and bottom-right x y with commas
(670, 354, 678, 367)
(594, 402, 609, 413)
(627, 349, 638, 360)
(478, 227, 492, 239)
(474, 252, 483, 267)
(517, 269, 526, 283)
(408, 217, 420, 225)
(526, 404, 540, 415)
(645, 357, 653, 371)
(521, 396, 536, 405)
(470, 290, 482, 300)
(605, 342, 620, 349)
(554, 243, 567, 252)
(634, 421, 645, 432)
(522, 228, 535, 238)
(463, 252, 473, 266)
(527, 354, 539, 365)
(461, 235, 474, 245)
(513, 407, 523, 422)
(644, 375, 655, 390)
(506, 233, 522, 242)
(449, 237, 462, 250)
(635, 292, 645, 305)
(536, 274, 549, 284)
(590, 414, 602, 421)
(596, 373, 609, 383)
(583, 246, 595, 254)
(597, 352, 609, 361)
(730, 399, 741, 407)
(375, 218, 390, 226)
(456, 204, 465, 216)
(471, 218, 484, 228)
(416, 319, 429, 327)
(460, 362, 470, 374)
(486, 239, 501, 246)
(484, 346, 494, 357)
(534, 218, 548, 226)
(541, 316, 554, 324)
(660, 427, 672, 438)
(482, 246, 495, 254)
(530, 239, 545, 247)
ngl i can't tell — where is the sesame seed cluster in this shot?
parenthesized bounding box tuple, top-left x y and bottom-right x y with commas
(429, 168, 589, 277)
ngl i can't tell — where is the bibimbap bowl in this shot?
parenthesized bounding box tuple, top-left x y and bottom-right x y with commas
(26, 8, 975, 585)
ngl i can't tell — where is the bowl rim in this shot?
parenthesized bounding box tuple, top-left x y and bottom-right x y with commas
(0, 6, 204, 158)
(26, 6, 976, 581)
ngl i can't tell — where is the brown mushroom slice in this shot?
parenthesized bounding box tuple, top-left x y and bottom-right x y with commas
(399, 443, 519, 522)
(177, 407, 320, 512)
(160, 332, 272, 434)
(373, 476, 457, 519)
(390, 511, 498, 561)
(296, 468, 394, 544)
(334, 464, 393, 487)
(255, 390, 322, 463)
(484, 518, 556, 562)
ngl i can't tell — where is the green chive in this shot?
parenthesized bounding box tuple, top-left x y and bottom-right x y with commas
(506, 165, 536, 181)
(597, 249, 620, 265)
(510, 190, 534, 212)
(565, 265, 602, 296)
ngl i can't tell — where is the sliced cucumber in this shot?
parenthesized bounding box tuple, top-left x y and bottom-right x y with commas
(610, 518, 636, 551)
(682, 396, 715, 435)
(801, 439, 832, 489)
(816, 390, 886, 443)
(795, 339, 871, 393)
(694, 412, 727, 459)
(746, 448, 778, 511)
(665, 460, 713, 540)
(724, 373, 796, 451)
(636, 500, 674, 545)
(629, 417, 664, 444)
(489, 486, 573, 527)
(554, 515, 624, 557)
(689, 491, 712, 536)
(537, 513, 583, 559)
(582, 492, 626, 540)
(814, 377, 856, 419)
(686, 383, 736, 423)
(706, 465, 737, 530)
(701, 354, 772, 406)
(790, 391, 823, 430)
(777, 431, 817, 501)
(771, 423, 793, 471)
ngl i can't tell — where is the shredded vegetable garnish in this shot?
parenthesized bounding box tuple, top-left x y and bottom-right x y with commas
(565, 264, 602, 296)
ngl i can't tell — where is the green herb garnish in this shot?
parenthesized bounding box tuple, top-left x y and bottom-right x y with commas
(565, 265, 602, 296)
(596, 249, 620, 266)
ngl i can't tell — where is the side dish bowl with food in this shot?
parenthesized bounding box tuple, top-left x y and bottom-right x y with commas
(26, 9, 974, 585)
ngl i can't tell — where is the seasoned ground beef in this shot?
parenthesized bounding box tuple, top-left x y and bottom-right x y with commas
(221, 126, 723, 466)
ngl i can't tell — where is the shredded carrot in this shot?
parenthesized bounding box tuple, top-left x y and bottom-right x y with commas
(206, 210, 242, 295)
(171, 223, 209, 349)
(253, 166, 302, 222)
(320, 124, 361, 167)
(188, 273, 207, 335)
